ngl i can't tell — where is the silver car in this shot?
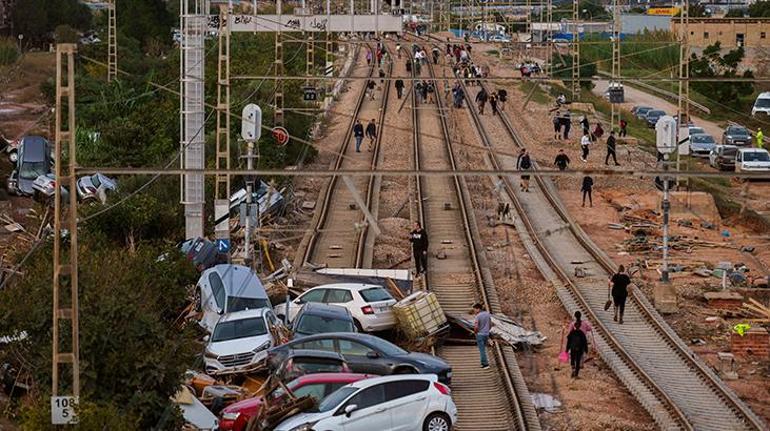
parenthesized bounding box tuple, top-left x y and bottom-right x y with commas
(722, 125, 751, 146)
(690, 133, 717, 157)
(76, 173, 117, 203)
(196, 264, 272, 333)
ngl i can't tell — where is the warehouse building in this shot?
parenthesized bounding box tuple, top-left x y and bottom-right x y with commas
(671, 18, 770, 48)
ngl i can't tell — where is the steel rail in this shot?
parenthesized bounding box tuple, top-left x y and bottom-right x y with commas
(416, 46, 540, 431)
(355, 45, 394, 268)
(301, 43, 378, 266)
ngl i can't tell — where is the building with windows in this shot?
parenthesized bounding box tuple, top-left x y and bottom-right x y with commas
(671, 18, 770, 48)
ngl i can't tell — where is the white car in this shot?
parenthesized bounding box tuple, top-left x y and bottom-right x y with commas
(203, 308, 280, 374)
(274, 374, 457, 431)
(752, 91, 770, 116)
(196, 264, 272, 333)
(735, 148, 770, 174)
(274, 284, 397, 332)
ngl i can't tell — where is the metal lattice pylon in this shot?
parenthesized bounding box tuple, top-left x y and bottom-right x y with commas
(180, 0, 206, 239)
(274, 0, 285, 126)
(53, 43, 80, 400)
(107, 0, 117, 81)
(611, 0, 621, 130)
(215, 3, 231, 202)
(676, 0, 690, 185)
(571, 0, 580, 100)
(546, 0, 553, 77)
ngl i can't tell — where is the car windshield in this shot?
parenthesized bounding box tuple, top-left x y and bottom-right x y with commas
(730, 128, 749, 137)
(755, 98, 770, 108)
(723, 148, 738, 157)
(227, 297, 269, 313)
(744, 152, 770, 162)
(19, 161, 47, 180)
(637, 107, 651, 114)
(91, 175, 102, 188)
(296, 315, 354, 335)
(211, 317, 267, 342)
(648, 110, 664, 117)
(317, 387, 357, 412)
(365, 335, 408, 356)
(692, 135, 715, 144)
(360, 288, 393, 303)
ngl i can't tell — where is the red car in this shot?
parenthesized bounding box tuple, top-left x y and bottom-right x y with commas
(219, 373, 374, 431)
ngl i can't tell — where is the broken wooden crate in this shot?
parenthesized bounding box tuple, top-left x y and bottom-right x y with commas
(393, 291, 447, 339)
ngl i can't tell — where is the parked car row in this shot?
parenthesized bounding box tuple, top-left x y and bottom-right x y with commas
(630, 106, 770, 175)
(190, 264, 457, 430)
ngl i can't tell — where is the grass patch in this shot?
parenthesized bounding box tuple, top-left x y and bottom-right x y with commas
(518, 81, 551, 105)
(0, 37, 19, 66)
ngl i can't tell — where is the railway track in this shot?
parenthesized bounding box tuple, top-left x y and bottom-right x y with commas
(446, 51, 767, 430)
(414, 47, 541, 431)
(302, 44, 391, 268)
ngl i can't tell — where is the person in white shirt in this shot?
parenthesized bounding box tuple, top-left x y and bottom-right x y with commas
(580, 132, 592, 162)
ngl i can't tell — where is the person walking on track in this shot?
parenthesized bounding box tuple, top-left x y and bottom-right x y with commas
(580, 131, 591, 162)
(365, 119, 377, 150)
(353, 120, 364, 153)
(475, 87, 488, 114)
(562, 110, 572, 140)
(396, 43, 402, 59)
(395, 78, 404, 99)
(516, 148, 532, 192)
(472, 303, 492, 370)
(580, 115, 590, 136)
(609, 265, 631, 324)
(366, 79, 376, 101)
(489, 92, 499, 115)
(553, 112, 562, 140)
(497, 88, 507, 111)
(581, 175, 593, 207)
(566, 313, 589, 378)
(605, 130, 619, 166)
(554, 149, 571, 171)
(409, 221, 429, 275)
(619, 118, 628, 137)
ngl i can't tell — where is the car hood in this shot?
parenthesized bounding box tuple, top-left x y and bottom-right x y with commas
(275, 412, 329, 430)
(691, 141, 715, 148)
(208, 334, 271, 356)
(401, 352, 450, 370)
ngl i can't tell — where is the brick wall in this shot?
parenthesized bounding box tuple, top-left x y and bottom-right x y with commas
(731, 327, 770, 358)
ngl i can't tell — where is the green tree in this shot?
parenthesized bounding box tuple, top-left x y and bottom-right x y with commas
(0, 237, 198, 429)
(748, 0, 770, 17)
(54, 24, 79, 43)
(11, 0, 91, 45)
(116, 0, 175, 50)
(690, 42, 755, 108)
(553, 54, 598, 90)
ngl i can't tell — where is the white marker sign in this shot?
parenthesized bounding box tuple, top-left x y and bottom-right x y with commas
(51, 396, 79, 425)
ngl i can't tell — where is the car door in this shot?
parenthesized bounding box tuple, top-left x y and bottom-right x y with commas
(338, 384, 391, 431)
(385, 380, 431, 431)
(289, 288, 327, 322)
(323, 288, 353, 307)
(336, 339, 390, 375)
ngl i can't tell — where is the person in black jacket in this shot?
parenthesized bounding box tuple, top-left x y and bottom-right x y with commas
(554, 149, 571, 171)
(353, 120, 364, 152)
(409, 221, 429, 274)
(516, 148, 532, 192)
(394, 78, 405, 99)
(365, 119, 377, 150)
(566, 315, 589, 378)
(605, 130, 619, 165)
(609, 265, 631, 324)
(475, 87, 488, 114)
(581, 176, 593, 207)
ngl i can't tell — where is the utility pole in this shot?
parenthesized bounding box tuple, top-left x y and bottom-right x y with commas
(325, 0, 333, 110)
(107, 0, 117, 82)
(52, 43, 80, 425)
(241, 104, 262, 268)
(571, 0, 580, 100)
(275, 0, 284, 126)
(215, 2, 232, 249)
(676, 0, 690, 188)
(546, 0, 552, 77)
(611, 0, 621, 130)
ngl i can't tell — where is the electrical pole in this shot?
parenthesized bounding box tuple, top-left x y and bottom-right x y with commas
(215, 2, 232, 250)
(325, 0, 334, 110)
(571, 0, 580, 100)
(275, 0, 284, 126)
(52, 43, 80, 424)
(677, 0, 690, 188)
(546, 0, 552, 77)
(241, 104, 262, 269)
(107, 0, 117, 82)
(611, 0, 621, 130)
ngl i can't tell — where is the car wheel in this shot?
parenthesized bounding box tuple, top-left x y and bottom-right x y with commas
(8, 150, 17, 163)
(353, 318, 364, 332)
(423, 413, 451, 431)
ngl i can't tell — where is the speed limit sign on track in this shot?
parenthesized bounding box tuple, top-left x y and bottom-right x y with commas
(271, 126, 290, 146)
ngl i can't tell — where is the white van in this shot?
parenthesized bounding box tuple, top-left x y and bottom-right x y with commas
(735, 148, 770, 174)
(751, 92, 770, 116)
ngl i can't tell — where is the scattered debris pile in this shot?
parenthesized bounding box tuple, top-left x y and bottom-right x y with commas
(447, 313, 546, 350)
